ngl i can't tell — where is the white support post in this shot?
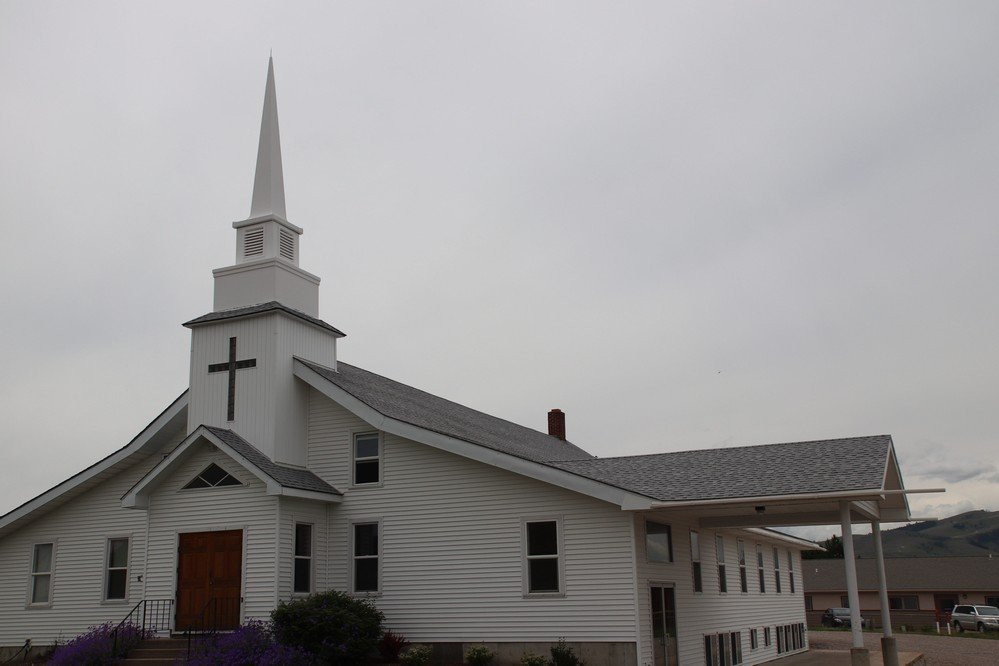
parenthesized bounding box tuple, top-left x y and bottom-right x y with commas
(840, 502, 869, 665)
(872, 521, 898, 666)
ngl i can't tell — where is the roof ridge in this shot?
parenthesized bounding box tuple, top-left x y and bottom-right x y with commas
(554, 434, 893, 463)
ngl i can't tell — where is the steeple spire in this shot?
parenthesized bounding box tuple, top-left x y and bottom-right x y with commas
(249, 56, 286, 219)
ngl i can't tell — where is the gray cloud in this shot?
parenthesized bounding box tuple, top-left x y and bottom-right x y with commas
(1, 2, 998, 523)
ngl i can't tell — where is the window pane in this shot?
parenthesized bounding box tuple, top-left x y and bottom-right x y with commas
(527, 521, 558, 556)
(201, 464, 229, 486)
(715, 535, 725, 562)
(646, 522, 672, 563)
(355, 436, 379, 459)
(107, 569, 127, 599)
(294, 558, 311, 593)
(529, 558, 559, 592)
(355, 558, 378, 592)
(690, 531, 699, 559)
(33, 544, 52, 573)
(693, 562, 702, 592)
(354, 524, 378, 557)
(355, 460, 380, 484)
(108, 539, 128, 568)
(32, 574, 50, 603)
(184, 476, 210, 489)
(295, 524, 312, 557)
(215, 474, 240, 487)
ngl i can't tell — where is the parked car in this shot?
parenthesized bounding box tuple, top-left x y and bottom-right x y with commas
(951, 605, 999, 633)
(821, 608, 869, 629)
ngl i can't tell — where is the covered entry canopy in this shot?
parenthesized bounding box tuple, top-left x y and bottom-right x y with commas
(550, 435, 939, 525)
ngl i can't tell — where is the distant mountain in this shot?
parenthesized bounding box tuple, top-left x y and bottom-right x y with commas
(852, 510, 999, 558)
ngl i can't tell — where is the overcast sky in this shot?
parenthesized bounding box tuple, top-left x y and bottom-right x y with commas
(2, 2, 997, 542)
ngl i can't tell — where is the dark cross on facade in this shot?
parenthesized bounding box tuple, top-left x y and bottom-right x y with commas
(208, 337, 257, 421)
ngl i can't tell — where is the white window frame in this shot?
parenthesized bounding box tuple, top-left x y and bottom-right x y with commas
(715, 534, 727, 594)
(27, 541, 55, 608)
(773, 546, 782, 593)
(756, 544, 766, 593)
(349, 519, 381, 594)
(737, 539, 747, 593)
(293, 522, 314, 596)
(522, 516, 565, 597)
(690, 531, 702, 593)
(750, 628, 758, 650)
(763, 626, 771, 647)
(787, 550, 795, 593)
(351, 432, 383, 487)
(102, 536, 130, 603)
(644, 520, 673, 564)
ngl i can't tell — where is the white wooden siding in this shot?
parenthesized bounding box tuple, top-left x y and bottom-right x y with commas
(143, 445, 279, 622)
(634, 514, 808, 666)
(0, 428, 183, 647)
(308, 390, 638, 642)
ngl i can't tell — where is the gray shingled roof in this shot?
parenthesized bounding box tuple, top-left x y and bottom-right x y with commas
(203, 426, 341, 495)
(548, 436, 893, 502)
(298, 360, 594, 463)
(804, 556, 999, 592)
(184, 302, 345, 336)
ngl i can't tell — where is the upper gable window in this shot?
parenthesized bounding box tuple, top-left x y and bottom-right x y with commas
(183, 463, 241, 489)
(645, 521, 672, 563)
(353, 433, 381, 485)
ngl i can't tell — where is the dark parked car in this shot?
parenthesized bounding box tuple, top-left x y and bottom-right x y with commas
(821, 608, 869, 629)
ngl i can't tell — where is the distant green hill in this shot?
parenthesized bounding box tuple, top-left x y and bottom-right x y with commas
(852, 509, 999, 558)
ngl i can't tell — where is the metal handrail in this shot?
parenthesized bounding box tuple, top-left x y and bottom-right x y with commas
(110, 598, 174, 654)
(184, 596, 241, 659)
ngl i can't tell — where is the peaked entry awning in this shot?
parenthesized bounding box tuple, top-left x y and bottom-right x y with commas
(121, 425, 341, 508)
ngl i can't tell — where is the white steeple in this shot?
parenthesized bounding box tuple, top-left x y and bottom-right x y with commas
(211, 57, 321, 316)
(249, 56, 286, 220)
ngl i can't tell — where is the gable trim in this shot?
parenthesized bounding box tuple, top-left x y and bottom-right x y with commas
(0, 391, 189, 536)
(121, 426, 341, 508)
(293, 359, 656, 509)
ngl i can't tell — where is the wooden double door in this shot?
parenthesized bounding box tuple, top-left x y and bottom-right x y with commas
(176, 530, 243, 631)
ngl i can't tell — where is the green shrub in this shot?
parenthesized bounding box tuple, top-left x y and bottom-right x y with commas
(521, 653, 548, 666)
(465, 644, 494, 665)
(400, 644, 433, 666)
(550, 638, 585, 666)
(270, 590, 384, 664)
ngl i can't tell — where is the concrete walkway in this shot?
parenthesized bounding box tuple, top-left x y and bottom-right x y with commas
(772, 650, 924, 665)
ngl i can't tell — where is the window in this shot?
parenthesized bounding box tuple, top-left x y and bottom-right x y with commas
(756, 545, 765, 593)
(691, 531, 702, 592)
(716, 535, 727, 593)
(703, 632, 742, 665)
(773, 546, 781, 593)
(986, 596, 999, 607)
(29, 543, 53, 605)
(788, 550, 795, 593)
(805, 595, 814, 611)
(353, 433, 381, 485)
(105, 538, 128, 601)
(749, 628, 758, 650)
(183, 463, 241, 489)
(737, 540, 747, 593)
(352, 523, 379, 592)
(763, 627, 771, 647)
(645, 521, 673, 563)
(776, 623, 805, 654)
(294, 524, 312, 594)
(889, 595, 919, 611)
(840, 595, 850, 608)
(525, 520, 561, 594)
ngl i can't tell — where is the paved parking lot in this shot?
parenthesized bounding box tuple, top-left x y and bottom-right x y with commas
(808, 630, 999, 666)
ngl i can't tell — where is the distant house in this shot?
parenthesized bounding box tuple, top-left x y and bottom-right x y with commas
(803, 556, 999, 628)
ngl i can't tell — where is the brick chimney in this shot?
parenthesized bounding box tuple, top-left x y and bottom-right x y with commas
(548, 409, 566, 440)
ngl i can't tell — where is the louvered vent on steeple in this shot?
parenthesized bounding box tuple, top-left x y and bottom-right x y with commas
(243, 227, 264, 257)
(279, 228, 295, 261)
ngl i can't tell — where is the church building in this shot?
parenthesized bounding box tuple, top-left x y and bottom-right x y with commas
(0, 60, 919, 666)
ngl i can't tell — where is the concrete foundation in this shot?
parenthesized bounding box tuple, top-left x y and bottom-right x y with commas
(851, 646, 871, 666)
(413, 641, 637, 666)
